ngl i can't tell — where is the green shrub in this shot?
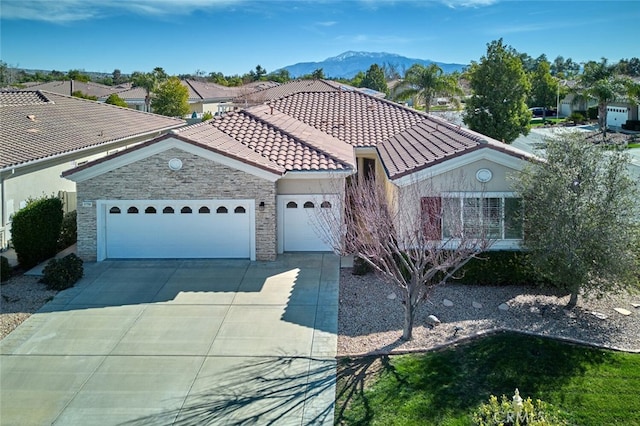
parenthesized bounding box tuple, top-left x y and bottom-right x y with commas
(473, 390, 568, 425)
(568, 112, 585, 125)
(587, 106, 598, 120)
(11, 196, 64, 269)
(454, 251, 545, 286)
(41, 253, 83, 291)
(1, 255, 11, 282)
(57, 210, 77, 250)
(352, 256, 373, 275)
(202, 111, 214, 121)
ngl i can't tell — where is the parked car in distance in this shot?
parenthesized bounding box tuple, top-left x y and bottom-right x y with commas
(529, 107, 556, 118)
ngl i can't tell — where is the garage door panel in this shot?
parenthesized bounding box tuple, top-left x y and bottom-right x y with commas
(103, 200, 253, 259)
(279, 195, 340, 252)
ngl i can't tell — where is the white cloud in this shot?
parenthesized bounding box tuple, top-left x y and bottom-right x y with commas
(442, 0, 498, 8)
(316, 21, 338, 27)
(1, 0, 244, 23)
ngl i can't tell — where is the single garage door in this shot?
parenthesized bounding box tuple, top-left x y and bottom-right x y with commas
(102, 200, 253, 259)
(278, 195, 339, 252)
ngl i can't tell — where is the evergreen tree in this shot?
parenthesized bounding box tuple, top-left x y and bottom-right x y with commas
(361, 64, 389, 95)
(463, 39, 531, 143)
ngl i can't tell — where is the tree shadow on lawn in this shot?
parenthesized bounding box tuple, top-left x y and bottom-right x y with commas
(335, 331, 612, 425)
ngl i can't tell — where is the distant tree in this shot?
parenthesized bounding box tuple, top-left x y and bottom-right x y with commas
(131, 67, 167, 112)
(361, 64, 389, 95)
(66, 69, 91, 82)
(394, 63, 461, 113)
(226, 75, 244, 86)
(50, 70, 65, 80)
(529, 60, 559, 120)
(267, 69, 291, 83)
(105, 93, 128, 107)
(311, 68, 325, 79)
(349, 71, 365, 88)
(513, 133, 639, 309)
(207, 71, 228, 86)
(572, 58, 635, 139)
(254, 65, 267, 80)
(112, 69, 122, 85)
(0, 61, 10, 86)
(71, 90, 98, 101)
(152, 76, 189, 117)
(382, 62, 401, 81)
(550, 56, 580, 78)
(463, 39, 531, 143)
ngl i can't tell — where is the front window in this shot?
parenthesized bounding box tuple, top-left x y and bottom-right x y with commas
(442, 195, 522, 240)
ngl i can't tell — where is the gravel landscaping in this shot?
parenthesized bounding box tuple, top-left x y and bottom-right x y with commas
(338, 269, 640, 356)
(0, 274, 58, 340)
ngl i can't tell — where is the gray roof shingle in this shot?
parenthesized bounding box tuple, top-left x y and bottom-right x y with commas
(0, 90, 185, 169)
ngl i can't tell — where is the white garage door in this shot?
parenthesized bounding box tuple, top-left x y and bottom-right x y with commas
(607, 106, 628, 128)
(278, 195, 339, 252)
(101, 200, 253, 259)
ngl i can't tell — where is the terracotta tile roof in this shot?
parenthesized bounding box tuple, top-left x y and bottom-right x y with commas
(247, 104, 355, 169)
(270, 91, 423, 147)
(170, 121, 286, 174)
(267, 88, 532, 179)
(206, 109, 353, 172)
(236, 79, 342, 104)
(0, 90, 185, 170)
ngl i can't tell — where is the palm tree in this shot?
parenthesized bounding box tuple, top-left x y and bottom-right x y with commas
(394, 63, 461, 113)
(573, 62, 636, 139)
(131, 67, 167, 112)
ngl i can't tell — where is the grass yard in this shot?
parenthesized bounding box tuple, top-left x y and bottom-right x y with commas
(530, 118, 566, 127)
(335, 332, 640, 425)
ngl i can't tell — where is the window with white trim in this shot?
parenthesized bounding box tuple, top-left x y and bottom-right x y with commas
(439, 195, 523, 240)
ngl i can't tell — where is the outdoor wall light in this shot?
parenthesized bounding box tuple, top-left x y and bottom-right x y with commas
(259, 201, 265, 210)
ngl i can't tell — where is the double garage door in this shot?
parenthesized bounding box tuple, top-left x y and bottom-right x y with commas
(101, 200, 253, 259)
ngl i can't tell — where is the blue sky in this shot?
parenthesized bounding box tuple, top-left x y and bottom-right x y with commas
(1, 0, 638, 77)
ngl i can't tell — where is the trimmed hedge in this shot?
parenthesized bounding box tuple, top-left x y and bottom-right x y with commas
(1, 255, 11, 282)
(11, 196, 63, 269)
(41, 253, 83, 291)
(57, 210, 77, 250)
(453, 251, 546, 286)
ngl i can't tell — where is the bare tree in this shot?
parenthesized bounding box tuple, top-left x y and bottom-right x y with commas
(316, 175, 493, 340)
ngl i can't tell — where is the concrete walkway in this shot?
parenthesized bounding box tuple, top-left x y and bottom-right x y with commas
(0, 253, 339, 425)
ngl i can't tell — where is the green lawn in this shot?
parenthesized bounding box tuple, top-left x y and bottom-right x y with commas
(335, 332, 640, 425)
(530, 118, 566, 127)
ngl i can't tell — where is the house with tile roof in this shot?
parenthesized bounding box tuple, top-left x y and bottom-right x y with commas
(63, 79, 535, 262)
(0, 90, 185, 248)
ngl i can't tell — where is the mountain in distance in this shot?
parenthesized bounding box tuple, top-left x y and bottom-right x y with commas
(278, 51, 467, 79)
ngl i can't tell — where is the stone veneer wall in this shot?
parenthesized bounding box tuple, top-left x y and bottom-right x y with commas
(76, 148, 277, 261)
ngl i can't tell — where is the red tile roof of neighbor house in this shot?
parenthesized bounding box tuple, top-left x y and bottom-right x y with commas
(0, 90, 185, 170)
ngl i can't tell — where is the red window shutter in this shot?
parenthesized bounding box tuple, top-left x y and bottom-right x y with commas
(421, 197, 442, 240)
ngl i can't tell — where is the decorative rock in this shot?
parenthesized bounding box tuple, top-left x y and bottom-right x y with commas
(591, 311, 608, 320)
(614, 308, 632, 316)
(530, 306, 540, 314)
(427, 314, 441, 326)
(631, 303, 640, 309)
(498, 303, 509, 311)
(472, 301, 482, 309)
(387, 293, 397, 300)
(443, 299, 454, 307)
(563, 310, 577, 319)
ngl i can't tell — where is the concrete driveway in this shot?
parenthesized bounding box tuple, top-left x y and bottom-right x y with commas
(0, 254, 339, 425)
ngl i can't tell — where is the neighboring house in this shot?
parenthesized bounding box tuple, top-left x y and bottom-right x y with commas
(63, 79, 535, 262)
(9, 80, 125, 99)
(0, 90, 185, 248)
